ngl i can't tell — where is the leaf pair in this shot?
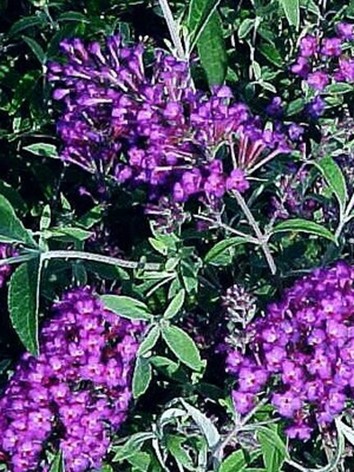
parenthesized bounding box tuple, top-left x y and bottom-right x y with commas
(102, 291, 203, 399)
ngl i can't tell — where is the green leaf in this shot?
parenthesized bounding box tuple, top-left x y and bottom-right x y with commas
(57, 11, 90, 23)
(257, 427, 287, 472)
(259, 43, 283, 68)
(138, 325, 160, 356)
(101, 295, 153, 321)
(187, 0, 221, 46)
(40, 205, 51, 231)
(325, 83, 353, 94)
(279, 0, 300, 29)
(48, 227, 93, 242)
(219, 450, 247, 472)
(0, 194, 36, 246)
(314, 156, 348, 212)
(127, 451, 151, 471)
(244, 469, 267, 472)
(8, 259, 40, 355)
(150, 355, 179, 376)
(23, 143, 59, 159)
(198, 12, 227, 85)
(113, 432, 155, 462)
(9, 14, 47, 36)
(0, 180, 27, 215)
(166, 435, 194, 471)
(163, 289, 185, 319)
(132, 357, 152, 398)
(77, 205, 104, 229)
(271, 218, 336, 242)
(149, 237, 168, 256)
(9, 70, 41, 115)
(22, 36, 46, 63)
(238, 19, 255, 39)
(205, 237, 249, 266)
(299, 0, 321, 16)
(181, 400, 220, 449)
(337, 420, 354, 446)
(161, 325, 203, 370)
(285, 98, 305, 116)
(49, 452, 65, 472)
(252, 61, 262, 80)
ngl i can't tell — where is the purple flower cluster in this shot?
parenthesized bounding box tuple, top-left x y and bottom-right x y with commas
(269, 165, 318, 221)
(0, 288, 143, 472)
(291, 23, 354, 117)
(226, 262, 354, 440)
(0, 244, 16, 288)
(49, 36, 290, 204)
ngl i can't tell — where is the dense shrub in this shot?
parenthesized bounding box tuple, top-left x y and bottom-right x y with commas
(1, 1, 354, 471)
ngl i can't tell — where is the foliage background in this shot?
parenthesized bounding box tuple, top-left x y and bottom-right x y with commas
(1, 0, 354, 471)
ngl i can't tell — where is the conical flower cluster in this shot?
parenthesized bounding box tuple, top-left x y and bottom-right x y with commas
(0, 288, 143, 471)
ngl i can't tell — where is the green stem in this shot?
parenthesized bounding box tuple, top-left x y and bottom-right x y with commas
(212, 398, 268, 465)
(195, 214, 259, 244)
(158, 0, 185, 59)
(233, 190, 277, 275)
(41, 250, 161, 271)
(335, 192, 354, 240)
(0, 254, 37, 266)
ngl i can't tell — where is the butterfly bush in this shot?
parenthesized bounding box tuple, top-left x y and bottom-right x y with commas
(291, 22, 354, 117)
(0, 288, 143, 472)
(226, 262, 354, 440)
(48, 35, 291, 204)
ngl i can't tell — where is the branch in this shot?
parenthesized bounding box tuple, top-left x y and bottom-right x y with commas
(158, 0, 185, 59)
(42, 250, 162, 271)
(233, 190, 277, 275)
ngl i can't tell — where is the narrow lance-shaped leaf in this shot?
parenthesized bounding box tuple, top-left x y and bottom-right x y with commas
(49, 451, 65, 472)
(138, 325, 160, 357)
(257, 427, 287, 472)
(337, 420, 354, 446)
(271, 218, 336, 242)
(166, 436, 194, 471)
(180, 400, 220, 449)
(23, 143, 59, 159)
(22, 36, 46, 64)
(204, 236, 249, 266)
(132, 357, 152, 398)
(219, 450, 247, 472)
(325, 83, 353, 94)
(9, 70, 41, 115)
(161, 324, 203, 371)
(0, 194, 37, 247)
(48, 227, 93, 242)
(57, 11, 90, 23)
(113, 432, 156, 462)
(314, 155, 348, 212)
(8, 259, 40, 355)
(187, 0, 221, 46)
(101, 295, 153, 321)
(197, 12, 227, 85)
(238, 18, 255, 39)
(9, 14, 47, 36)
(40, 205, 51, 231)
(0, 179, 28, 215)
(279, 0, 300, 30)
(163, 289, 185, 319)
